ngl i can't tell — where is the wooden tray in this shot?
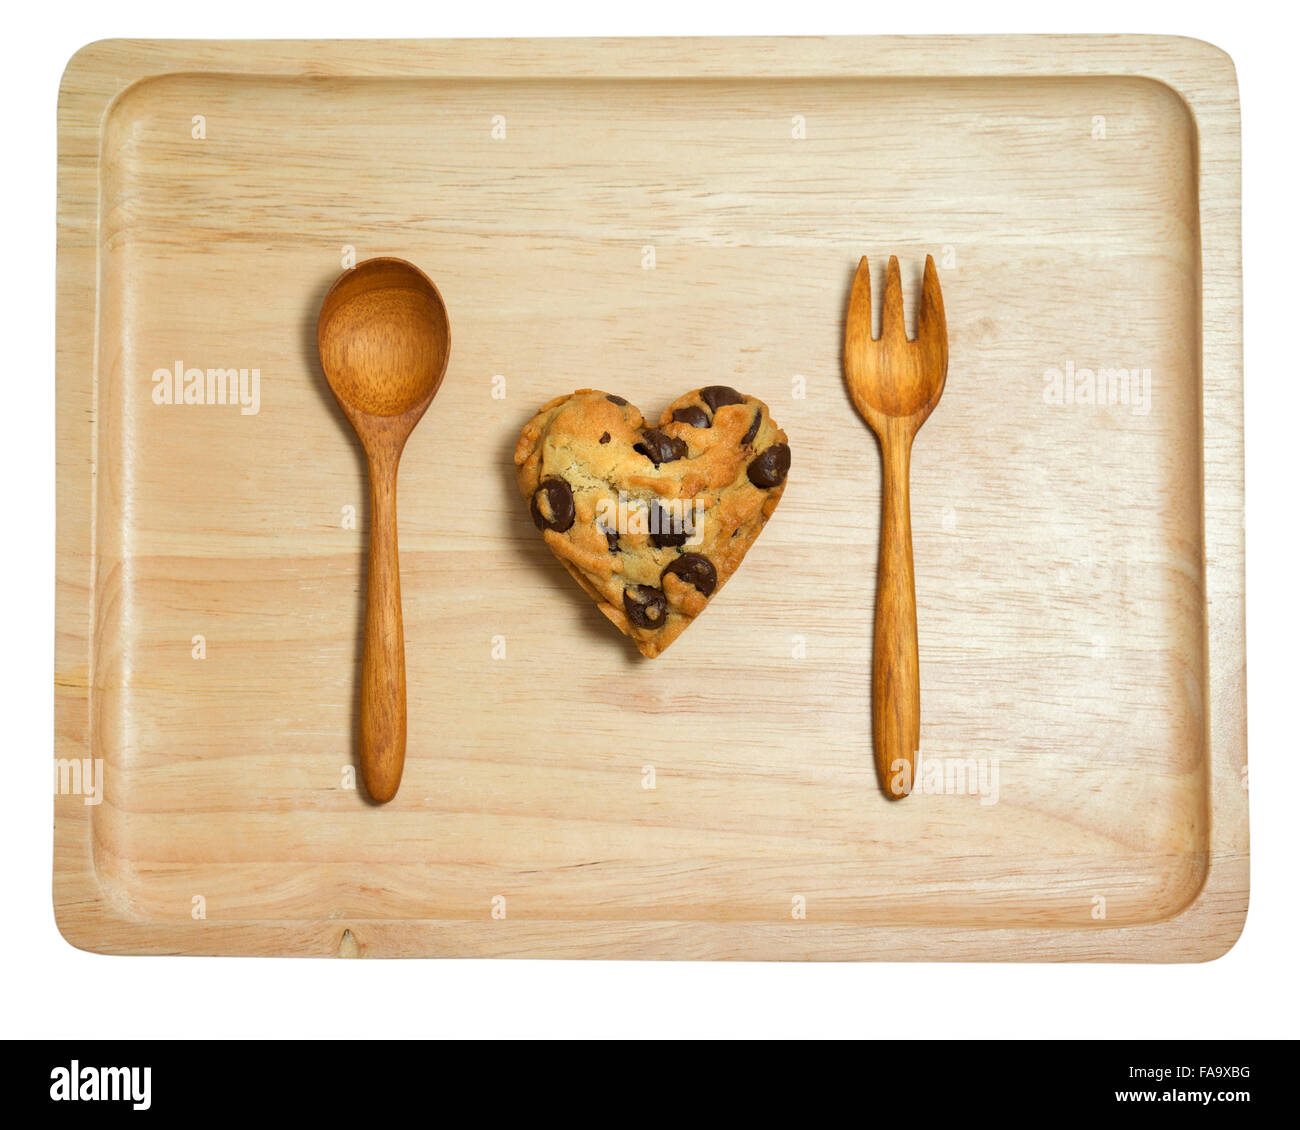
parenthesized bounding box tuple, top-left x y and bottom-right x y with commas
(55, 36, 1245, 960)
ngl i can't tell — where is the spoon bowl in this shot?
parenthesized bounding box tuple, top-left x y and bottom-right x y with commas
(317, 257, 451, 802)
(319, 257, 450, 420)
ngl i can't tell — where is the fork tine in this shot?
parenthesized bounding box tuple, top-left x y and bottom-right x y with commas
(917, 254, 948, 360)
(846, 256, 873, 354)
(882, 255, 906, 343)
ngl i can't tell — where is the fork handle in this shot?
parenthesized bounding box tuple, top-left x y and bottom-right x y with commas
(874, 427, 920, 798)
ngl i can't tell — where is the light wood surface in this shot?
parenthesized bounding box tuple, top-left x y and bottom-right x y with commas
(55, 36, 1245, 960)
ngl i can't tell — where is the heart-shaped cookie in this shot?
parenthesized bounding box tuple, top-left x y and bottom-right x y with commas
(514, 387, 791, 657)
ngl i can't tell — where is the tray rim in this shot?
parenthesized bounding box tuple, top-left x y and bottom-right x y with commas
(54, 34, 1246, 961)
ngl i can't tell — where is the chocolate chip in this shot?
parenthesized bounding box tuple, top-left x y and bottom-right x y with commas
(623, 585, 667, 629)
(599, 431, 611, 444)
(530, 478, 575, 532)
(598, 522, 620, 552)
(741, 408, 762, 446)
(662, 553, 717, 596)
(633, 429, 688, 465)
(671, 406, 711, 429)
(606, 394, 628, 406)
(700, 385, 745, 411)
(747, 442, 790, 488)
(648, 499, 690, 548)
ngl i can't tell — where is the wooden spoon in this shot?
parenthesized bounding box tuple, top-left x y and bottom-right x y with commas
(844, 255, 948, 799)
(317, 258, 451, 802)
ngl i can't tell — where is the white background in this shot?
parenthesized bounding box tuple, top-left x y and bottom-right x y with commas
(3, 0, 1295, 1039)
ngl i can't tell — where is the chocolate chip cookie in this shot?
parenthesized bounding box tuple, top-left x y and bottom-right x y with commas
(514, 387, 791, 657)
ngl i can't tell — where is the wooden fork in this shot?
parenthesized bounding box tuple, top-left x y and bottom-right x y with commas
(844, 255, 948, 799)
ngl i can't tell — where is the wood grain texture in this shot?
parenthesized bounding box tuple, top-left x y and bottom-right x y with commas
(54, 36, 1246, 960)
(317, 257, 452, 801)
(846, 254, 949, 797)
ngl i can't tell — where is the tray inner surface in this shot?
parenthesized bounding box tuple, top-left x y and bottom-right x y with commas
(89, 73, 1205, 933)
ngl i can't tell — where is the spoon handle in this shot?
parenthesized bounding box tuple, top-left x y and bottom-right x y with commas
(359, 453, 406, 802)
(873, 427, 920, 798)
